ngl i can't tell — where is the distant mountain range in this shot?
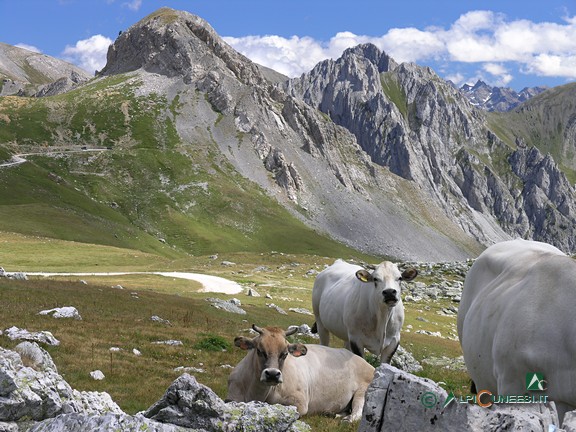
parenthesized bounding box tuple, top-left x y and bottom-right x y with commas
(1, 7, 576, 262)
(458, 80, 548, 112)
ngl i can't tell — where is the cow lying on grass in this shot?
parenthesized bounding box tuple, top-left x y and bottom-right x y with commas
(226, 324, 375, 422)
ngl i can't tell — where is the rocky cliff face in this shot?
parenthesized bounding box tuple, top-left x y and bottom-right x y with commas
(282, 45, 576, 253)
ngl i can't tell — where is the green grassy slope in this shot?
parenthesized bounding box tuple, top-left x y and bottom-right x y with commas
(487, 82, 576, 183)
(0, 74, 370, 260)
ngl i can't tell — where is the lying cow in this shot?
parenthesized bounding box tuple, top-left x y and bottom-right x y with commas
(312, 259, 417, 363)
(458, 239, 576, 423)
(226, 324, 375, 422)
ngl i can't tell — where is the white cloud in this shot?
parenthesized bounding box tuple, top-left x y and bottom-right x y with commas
(62, 35, 113, 73)
(57, 9, 576, 86)
(525, 54, 576, 78)
(444, 72, 467, 87)
(122, 0, 142, 11)
(482, 63, 513, 86)
(224, 35, 329, 77)
(15, 43, 42, 54)
(225, 9, 576, 83)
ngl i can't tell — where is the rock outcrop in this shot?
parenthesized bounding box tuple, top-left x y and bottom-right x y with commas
(360, 363, 563, 431)
(0, 343, 309, 431)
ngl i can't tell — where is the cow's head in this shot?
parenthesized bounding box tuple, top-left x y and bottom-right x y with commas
(355, 261, 417, 306)
(234, 324, 307, 386)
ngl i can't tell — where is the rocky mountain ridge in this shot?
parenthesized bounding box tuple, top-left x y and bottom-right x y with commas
(282, 43, 576, 253)
(0, 42, 91, 96)
(2, 7, 576, 260)
(459, 79, 547, 112)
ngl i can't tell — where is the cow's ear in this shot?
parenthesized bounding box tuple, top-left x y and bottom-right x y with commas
(401, 268, 418, 281)
(234, 336, 255, 350)
(356, 269, 374, 283)
(288, 343, 307, 357)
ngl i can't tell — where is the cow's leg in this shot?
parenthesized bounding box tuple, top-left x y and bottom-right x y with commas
(349, 340, 365, 358)
(342, 385, 368, 423)
(316, 320, 331, 347)
(379, 339, 399, 364)
(280, 392, 308, 417)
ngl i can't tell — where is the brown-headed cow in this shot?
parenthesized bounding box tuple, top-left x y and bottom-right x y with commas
(226, 325, 375, 422)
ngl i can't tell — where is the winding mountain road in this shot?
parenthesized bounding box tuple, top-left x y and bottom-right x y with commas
(0, 148, 108, 168)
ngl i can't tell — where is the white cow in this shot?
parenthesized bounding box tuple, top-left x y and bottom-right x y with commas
(458, 239, 576, 423)
(226, 325, 375, 422)
(312, 259, 417, 363)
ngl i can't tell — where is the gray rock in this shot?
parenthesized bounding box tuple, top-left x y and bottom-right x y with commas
(359, 364, 560, 431)
(5, 272, 27, 281)
(205, 298, 246, 314)
(151, 315, 171, 325)
(0, 345, 310, 431)
(38, 307, 82, 320)
(390, 345, 422, 373)
(459, 80, 547, 112)
(13, 342, 57, 372)
(0, 346, 122, 422)
(247, 287, 261, 297)
(0, 421, 18, 432)
(3, 327, 60, 346)
(288, 307, 313, 316)
(286, 324, 319, 340)
(562, 410, 576, 431)
(26, 412, 189, 432)
(266, 303, 287, 315)
(144, 373, 309, 431)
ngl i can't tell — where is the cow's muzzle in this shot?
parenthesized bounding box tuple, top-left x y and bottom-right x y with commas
(261, 368, 283, 385)
(382, 289, 398, 306)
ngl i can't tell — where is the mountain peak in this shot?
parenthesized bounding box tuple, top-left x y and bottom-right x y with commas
(100, 7, 267, 88)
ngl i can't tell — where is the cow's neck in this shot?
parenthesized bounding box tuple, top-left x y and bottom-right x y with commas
(376, 302, 397, 335)
(245, 351, 280, 402)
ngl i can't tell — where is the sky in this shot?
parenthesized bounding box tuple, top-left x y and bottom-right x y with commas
(2, 1, 576, 91)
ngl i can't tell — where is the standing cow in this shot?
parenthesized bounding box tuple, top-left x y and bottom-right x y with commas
(458, 239, 576, 424)
(312, 259, 417, 363)
(227, 324, 375, 422)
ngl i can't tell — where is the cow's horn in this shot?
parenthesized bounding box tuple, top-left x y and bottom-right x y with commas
(363, 263, 376, 270)
(285, 326, 298, 337)
(252, 324, 264, 334)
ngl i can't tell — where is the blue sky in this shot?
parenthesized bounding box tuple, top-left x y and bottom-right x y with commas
(2, 1, 576, 91)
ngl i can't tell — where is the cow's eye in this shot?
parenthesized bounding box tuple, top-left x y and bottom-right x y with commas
(256, 349, 267, 358)
(279, 351, 288, 360)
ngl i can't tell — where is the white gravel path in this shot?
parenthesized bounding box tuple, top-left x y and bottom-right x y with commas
(26, 271, 243, 294)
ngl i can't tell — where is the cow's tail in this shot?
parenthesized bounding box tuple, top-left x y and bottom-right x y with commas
(311, 322, 318, 334)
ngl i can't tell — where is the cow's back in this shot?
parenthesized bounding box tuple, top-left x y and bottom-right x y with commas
(458, 239, 576, 419)
(276, 345, 375, 415)
(312, 259, 361, 340)
(458, 238, 564, 335)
